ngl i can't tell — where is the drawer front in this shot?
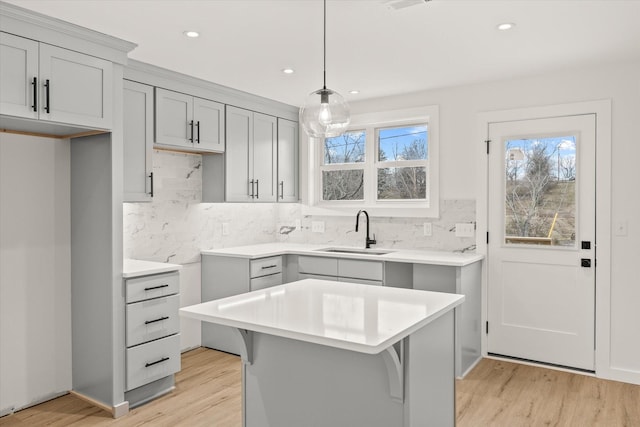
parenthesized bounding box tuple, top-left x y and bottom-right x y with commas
(250, 272, 283, 291)
(338, 259, 383, 282)
(126, 334, 180, 391)
(126, 294, 180, 347)
(337, 277, 383, 286)
(298, 256, 338, 276)
(126, 271, 179, 303)
(250, 256, 282, 278)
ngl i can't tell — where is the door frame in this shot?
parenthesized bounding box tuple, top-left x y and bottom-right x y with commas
(476, 100, 612, 377)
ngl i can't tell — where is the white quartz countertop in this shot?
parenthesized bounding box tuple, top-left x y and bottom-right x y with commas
(201, 242, 483, 267)
(123, 259, 182, 278)
(180, 278, 465, 354)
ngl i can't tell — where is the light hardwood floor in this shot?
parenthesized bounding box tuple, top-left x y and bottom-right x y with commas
(1, 347, 639, 426)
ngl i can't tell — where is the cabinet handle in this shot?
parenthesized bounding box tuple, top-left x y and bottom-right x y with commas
(149, 172, 154, 197)
(261, 265, 278, 270)
(32, 77, 37, 112)
(249, 179, 255, 198)
(279, 181, 284, 199)
(145, 357, 170, 368)
(145, 316, 169, 325)
(44, 79, 50, 113)
(255, 179, 259, 199)
(196, 121, 200, 144)
(189, 120, 194, 143)
(144, 284, 169, 291)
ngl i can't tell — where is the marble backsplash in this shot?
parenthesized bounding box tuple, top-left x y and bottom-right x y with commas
(123, 150, 476, 264)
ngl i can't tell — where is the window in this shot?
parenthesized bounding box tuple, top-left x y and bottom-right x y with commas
(311, 106, 439, 217)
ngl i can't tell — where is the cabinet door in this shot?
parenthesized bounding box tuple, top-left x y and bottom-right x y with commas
(38, 43, 113, 129)
(155, 88, 194, 148)
(123, 80, 153, 202)
(252, 112, 277, 202)
(193, 97, 225, 152)
(0, 33, 38, 119)
(225, 106, 252, 202)
(277, 118, 299, 202)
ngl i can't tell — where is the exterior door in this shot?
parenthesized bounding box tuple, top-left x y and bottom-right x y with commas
(487, 114, 596, 371)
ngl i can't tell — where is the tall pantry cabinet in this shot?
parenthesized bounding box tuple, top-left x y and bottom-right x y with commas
(0, 1, 136, 418)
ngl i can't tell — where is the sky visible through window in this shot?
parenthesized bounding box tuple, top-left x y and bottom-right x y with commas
(378, 125, 428, 161)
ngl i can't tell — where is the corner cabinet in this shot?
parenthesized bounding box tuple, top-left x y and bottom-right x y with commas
(0, 32, 113, 129)
(155, 88, 224, 153)
(225, 106, 277, 202)
(277, 118, 299, 202)
(123, 80, 154, 202)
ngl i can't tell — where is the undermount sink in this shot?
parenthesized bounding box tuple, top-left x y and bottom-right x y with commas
(315, 248, 393, 256)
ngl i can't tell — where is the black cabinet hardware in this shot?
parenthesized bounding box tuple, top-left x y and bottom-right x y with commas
(261, 265, 278, 270)
(144, 284, 169, 291)
(196, 121, 200, 144)
(255, 179, 259, 199)
(581, 258, 592, 268)
(145, 316, 169, 325)
(149, 172, 154, 197)
(581, 241, 591, 250)
(31, 77, 37, 111)
(279, 181, 284, 199)
(145, 357, 169, 368)
(189, 120, 194, 143)
(44, 79, 50, 113)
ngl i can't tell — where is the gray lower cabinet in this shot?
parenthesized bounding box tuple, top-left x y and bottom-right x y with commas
(297, 255, 383, 285)
(155, 87, 224, 153)
(124, 271, 181, 407)
(0, 32, 113, 129)
(201, 254, 283, 354)
(123, 80, 153, 202)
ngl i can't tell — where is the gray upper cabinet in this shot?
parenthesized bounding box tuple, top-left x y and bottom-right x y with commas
(277, 118, 299, 202)
(123, 80, 153, 202)
(0, 32, 113, 129)
(225, 106, 277, 202)
(155, 87, 224, 153)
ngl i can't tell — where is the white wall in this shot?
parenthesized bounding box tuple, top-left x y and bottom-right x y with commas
(348, 59, 640, 383)
(0, 133, 71, 414)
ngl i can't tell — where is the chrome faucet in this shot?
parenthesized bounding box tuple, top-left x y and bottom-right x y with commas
(355, 210, 377, 249)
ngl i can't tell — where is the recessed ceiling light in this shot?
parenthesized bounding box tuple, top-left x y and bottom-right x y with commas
(497, 23, 515, 31)
(349, 90, 360, 95)
(282, 68, 295, 74)
(183, 31, 200, 38)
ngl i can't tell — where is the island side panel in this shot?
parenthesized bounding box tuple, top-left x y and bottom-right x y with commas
(243, 333, 403, 427)
(405, 310, 455, 427)
(459, 261, 482, 376)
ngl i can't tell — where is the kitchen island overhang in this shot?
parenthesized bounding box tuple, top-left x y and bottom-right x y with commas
(180, 279, 464, 427)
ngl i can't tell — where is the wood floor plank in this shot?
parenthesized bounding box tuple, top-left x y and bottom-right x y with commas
(2, 349, 639, 426)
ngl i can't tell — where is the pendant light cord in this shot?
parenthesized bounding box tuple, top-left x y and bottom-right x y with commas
(323, 0, 327, 90)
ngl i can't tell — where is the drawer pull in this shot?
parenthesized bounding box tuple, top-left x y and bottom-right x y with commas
(261, 264, 278, 270)
(145, 356, 170, 368)
(145, 316, 169, 325)
(144, 284, 169, 291)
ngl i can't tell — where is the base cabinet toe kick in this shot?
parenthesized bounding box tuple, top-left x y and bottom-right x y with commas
(182, 279, 464, 427)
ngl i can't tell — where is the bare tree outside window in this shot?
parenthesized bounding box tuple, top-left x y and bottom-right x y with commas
(504, 136, 577, 246)
(322, 131, 366, 201)
(377, 126, 428, 200)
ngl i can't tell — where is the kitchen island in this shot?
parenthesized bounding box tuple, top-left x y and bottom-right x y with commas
(181, 278, 464, 427)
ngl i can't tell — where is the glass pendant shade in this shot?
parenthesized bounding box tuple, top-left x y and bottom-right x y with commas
(300, 87, 350, 138)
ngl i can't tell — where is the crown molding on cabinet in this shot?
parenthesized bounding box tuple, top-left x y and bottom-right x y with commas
(124, 59, 299, 122)
(0, 1, 136, 64)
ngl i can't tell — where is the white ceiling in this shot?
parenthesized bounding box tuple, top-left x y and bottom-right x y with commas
(5, 0, 640, 107)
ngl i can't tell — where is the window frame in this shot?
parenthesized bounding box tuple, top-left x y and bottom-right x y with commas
(307, 105, 440, 217)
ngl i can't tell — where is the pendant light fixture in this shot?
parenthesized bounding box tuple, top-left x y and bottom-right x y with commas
(300, 0, 350, 138)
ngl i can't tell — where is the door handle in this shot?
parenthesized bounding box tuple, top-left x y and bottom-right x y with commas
(581, 258, 591, 268)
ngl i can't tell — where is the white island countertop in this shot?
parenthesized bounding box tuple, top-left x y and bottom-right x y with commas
(180, 278, 465, 354)
(123, 258, 182, 278)
(201, 242, 482, 267)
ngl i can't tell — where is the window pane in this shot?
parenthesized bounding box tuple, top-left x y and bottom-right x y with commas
(378, 125, 427, 161)
(377, 167, 426, 200)
(324, 131, 365, 165)
(322, 170, 364, 201)
(504, 136, 576, 247)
